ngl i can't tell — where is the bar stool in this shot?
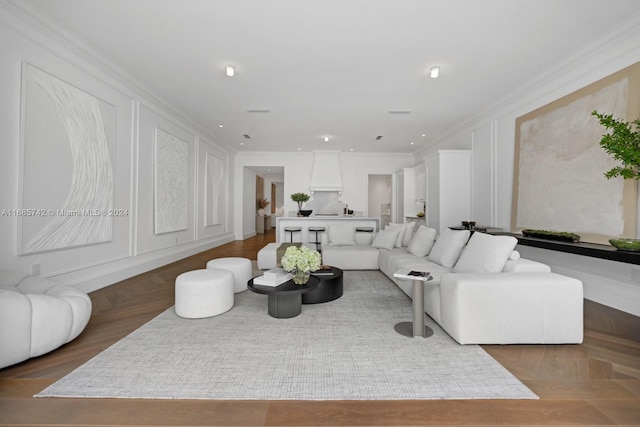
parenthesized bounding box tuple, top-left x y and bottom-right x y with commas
(284, 226, 302, 242)
(308, 226, 325, 252)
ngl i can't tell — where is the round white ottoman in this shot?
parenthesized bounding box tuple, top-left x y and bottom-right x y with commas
(174, 269, 234, 319)
(206, 257, 252, 293)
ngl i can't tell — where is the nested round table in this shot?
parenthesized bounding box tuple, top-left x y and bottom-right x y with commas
(248, 276, 320, 318)
(302, 266, 343, 304)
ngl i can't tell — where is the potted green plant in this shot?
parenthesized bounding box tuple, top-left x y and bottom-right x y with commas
(290, 192, 310, 215)
(591, 111, 640, 180)
(592, 110, 640, 250)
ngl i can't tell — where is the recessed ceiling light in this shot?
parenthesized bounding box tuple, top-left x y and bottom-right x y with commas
(225, 65, 235, 77)
(297, 148, 301, 151)
(240, 142, 244, 146)
(430, 66, 440, 79)
(324, 136, 329, 142)
(350, 148, 354, 151)
(218, 124, 224, 128)
(422, 134, 426, 137)
(410, 142, 415, 145)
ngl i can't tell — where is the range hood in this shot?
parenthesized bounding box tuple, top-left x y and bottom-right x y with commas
(309, 150, 343, 193)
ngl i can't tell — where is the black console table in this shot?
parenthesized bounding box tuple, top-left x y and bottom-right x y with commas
(493, 233, 640, 266)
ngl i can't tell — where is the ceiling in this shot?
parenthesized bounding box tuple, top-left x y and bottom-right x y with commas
(21, 0, 640, 154)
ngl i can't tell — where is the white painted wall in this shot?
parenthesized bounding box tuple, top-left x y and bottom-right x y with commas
(0, 6, 234, 292)
(415, 15, 640, 315)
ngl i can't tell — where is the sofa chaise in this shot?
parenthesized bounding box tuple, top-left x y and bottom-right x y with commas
(319, 223, 584, 345)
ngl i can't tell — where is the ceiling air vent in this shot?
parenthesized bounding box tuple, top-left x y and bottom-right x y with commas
(243, 134, 251, 139)
(375, 135, 383, 140)
(246, 108, 271, 113)
(388, 110, 412, 114)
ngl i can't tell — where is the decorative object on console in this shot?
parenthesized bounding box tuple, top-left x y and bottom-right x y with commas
(461, 221, 477, 230)
(298, 209, 313, 217)
(608, 238, 640, 251)
(592, 110, 640, 250)
(591, 110, 640, 181)
(280, 245, 321, 284)
(290, 192, 310, 215)
(257, 197, 269, 216)
(521, 229, 581, 242)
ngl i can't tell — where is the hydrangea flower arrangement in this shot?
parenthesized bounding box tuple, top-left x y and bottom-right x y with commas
(281, 246, 321, 284)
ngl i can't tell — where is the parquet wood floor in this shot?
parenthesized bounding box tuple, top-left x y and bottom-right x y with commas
(1, 229, 639, 426)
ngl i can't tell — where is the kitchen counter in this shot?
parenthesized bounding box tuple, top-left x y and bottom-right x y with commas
(276, 216, 379, 244)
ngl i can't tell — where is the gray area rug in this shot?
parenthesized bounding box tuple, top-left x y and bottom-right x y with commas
(36, 271, 537, 400)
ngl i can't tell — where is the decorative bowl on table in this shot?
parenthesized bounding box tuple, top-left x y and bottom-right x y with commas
(298, 210, 313, 217)
(609, 238, 640, 251)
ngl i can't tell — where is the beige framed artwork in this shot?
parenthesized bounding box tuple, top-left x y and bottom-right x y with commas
(512, 62, 640, 244)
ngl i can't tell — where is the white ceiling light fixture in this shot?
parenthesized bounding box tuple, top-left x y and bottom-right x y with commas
(324, 136, 330, 142)
(225, 65, 235, 77)
(430, 66, 440, 79)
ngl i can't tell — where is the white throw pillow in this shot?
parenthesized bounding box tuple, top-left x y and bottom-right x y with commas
(328, 223, 356, 246)
(453, 232, 518, 273)
(387, 222, 416, 247)
(407, 226, 437, 257)
(400, 222, 416, 246)
(384, 223, 406, 247)
(426, 228, 471, 268)
(371, 229, 400, 250)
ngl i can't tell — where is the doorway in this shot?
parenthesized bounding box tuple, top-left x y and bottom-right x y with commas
(368, 174, 392, 229)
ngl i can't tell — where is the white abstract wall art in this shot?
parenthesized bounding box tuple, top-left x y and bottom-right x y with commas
(513, 63, 639, 243)
(154, 128, 189, 234)
(205, 153, 224, 226)
(20, 64, 115, 254)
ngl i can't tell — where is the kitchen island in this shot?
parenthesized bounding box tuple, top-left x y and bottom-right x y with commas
(275, 216, 380, 244)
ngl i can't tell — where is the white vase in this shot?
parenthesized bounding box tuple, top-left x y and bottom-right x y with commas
(257, 208, 265, 216)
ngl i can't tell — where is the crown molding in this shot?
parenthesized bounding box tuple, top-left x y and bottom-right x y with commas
(415, 11, 640, 159)
(0, 0, 237, 155)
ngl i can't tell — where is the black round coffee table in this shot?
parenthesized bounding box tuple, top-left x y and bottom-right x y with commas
(302, 266, 343, 304)
(248, 276, 320, 318)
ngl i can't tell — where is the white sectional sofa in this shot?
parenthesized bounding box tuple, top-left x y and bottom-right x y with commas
(320, 223, 584, 345)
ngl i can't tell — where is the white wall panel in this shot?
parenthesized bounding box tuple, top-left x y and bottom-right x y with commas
(471, 121, 496, 228)
(0, 8, 234, 292)
(136, 105, 196, 255)
(0, 21, 134, 281)
(197, 137, 229, 239)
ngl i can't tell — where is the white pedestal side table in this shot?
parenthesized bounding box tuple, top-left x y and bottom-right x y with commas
(393, 269, 435, 338)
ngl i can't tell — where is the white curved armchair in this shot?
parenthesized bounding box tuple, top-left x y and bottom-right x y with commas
(0, 270, 92, 369)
